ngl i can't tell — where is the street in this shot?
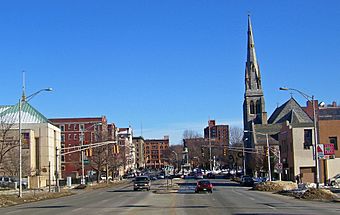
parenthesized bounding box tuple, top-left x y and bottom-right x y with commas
(1, 179, 340, 215)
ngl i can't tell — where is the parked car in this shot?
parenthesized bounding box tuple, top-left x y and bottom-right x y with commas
(133, 176, 151, 191)
(240, 175, 254, 186)
(195, 180, 213, 193)
(328, 173, 340, 186)
(0, 176, 28, 189)
(207, 173, 215, 179)
(195, 172, 204, 179)
(0, 176, 12, 187)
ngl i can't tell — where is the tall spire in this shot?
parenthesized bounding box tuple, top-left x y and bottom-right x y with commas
(245, 14, 261, 91)
(243, 15, 267, 128)
(247, 15, 257, 65)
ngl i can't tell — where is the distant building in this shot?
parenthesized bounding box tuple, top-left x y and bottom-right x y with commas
(204, 120, 229, 146)
(49, 117, 108, 178)
(133, 136, 145, 169)
(144, 136, 169, 169)
(118, 127, 135, 172)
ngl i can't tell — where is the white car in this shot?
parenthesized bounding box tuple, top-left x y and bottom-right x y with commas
(328, 173, 340, 186)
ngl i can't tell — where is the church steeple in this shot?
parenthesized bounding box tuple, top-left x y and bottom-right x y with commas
(243, 15, 267, 129)
(247, 15, 257, 67)
(245, 15, 262, 92)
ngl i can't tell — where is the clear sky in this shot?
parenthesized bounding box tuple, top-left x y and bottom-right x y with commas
(1, 1, 339, 145)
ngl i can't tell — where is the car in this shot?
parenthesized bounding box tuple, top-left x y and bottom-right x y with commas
(328, 173, 340, 186)
(195, 180, 213, 193)
(133, 176, 151, 191)
(240, 175, 254, 186)
(207, 173, 215, 179)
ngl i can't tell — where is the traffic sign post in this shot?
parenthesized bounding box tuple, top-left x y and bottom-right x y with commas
(317, 144, 324, 160)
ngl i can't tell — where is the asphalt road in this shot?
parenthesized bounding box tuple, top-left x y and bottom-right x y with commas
(1, 179, 340, 215)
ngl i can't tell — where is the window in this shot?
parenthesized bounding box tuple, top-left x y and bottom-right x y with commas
(329, 137, 338, 150)
(68, 134, 72, 140)
(61, 134, 65, 142)
(60, 125, 65, 132)
(304, 129, 313, 149)
(256, 100, 261, 114)
(250, 101, 255, 114)
(74, 134, 77, 140)
(80, 124, 84, 131)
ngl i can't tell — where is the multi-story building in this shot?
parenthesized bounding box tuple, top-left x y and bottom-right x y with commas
(204, 120, 229, 145)
(0, 101, 61, 188)
(118, 127, 135, 172)
(49, 117, 108, 179)
(144, 136, 169, 169)
(133, 136, 145, 169)
(304, 101, 340, 183)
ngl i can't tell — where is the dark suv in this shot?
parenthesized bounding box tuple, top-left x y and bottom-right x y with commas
(133, 176, 151, 191)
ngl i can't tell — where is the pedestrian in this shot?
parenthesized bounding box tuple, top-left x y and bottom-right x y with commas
(295, 174, 300, 184)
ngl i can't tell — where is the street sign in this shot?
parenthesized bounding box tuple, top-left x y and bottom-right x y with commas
(324, 144, 335, 155)
(317, 144, 324, 159)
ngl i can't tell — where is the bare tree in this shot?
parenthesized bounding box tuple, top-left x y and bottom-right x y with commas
(229, 126, 243, 145)
(182, 130, 202, 139)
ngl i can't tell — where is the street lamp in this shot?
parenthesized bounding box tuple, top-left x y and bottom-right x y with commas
(279, 87, 320, 188)
(244, 130, 272, 181)
(19, 87, 52, 198)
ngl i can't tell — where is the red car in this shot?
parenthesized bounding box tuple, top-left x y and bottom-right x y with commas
(195, 180, 213, 193)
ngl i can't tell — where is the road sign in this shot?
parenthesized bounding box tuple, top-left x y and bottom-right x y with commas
(324, 144, 335, 155)
(317, 144, 324, 159)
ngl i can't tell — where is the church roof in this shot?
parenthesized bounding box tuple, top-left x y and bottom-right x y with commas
(268, 97, 313, 124)
(0, 101, 49, 124)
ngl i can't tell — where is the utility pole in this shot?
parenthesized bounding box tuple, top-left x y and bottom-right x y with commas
(209, 125, 212, 170)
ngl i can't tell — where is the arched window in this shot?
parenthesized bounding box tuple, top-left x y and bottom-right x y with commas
(250, 101, 255, 114)
(256, 100, 261, 114)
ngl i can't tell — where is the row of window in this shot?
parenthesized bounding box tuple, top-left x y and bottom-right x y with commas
(59, 124, 86, 132)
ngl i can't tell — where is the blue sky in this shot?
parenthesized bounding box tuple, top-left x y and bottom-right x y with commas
(1, 1, 340, 144)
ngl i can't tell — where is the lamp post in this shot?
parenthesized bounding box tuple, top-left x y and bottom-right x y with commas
(243, 138, 248, 175)
(244, 130, 272, 181)
(279, 87, 320, 188)
(18, 87, 52, 198)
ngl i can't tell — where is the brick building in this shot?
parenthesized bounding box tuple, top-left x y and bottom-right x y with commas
(204, 120, 229, 146)
(49, 116, 110, 179)
(144, 136, 169, 169)
(304, 101, 340, 183)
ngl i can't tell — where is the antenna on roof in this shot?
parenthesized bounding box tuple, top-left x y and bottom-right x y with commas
(22, 71, 26, 101)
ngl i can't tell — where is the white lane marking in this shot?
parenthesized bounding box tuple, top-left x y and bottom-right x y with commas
(71, 208, 83, 212)
(5, 210, 24, 214)
(266, 204, 277, 210)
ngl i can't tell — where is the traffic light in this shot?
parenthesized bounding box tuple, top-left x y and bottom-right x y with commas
(112, 145, 120, 154)
(201, 147, 204, 156)
(85, 148, 93, 157)
(264, 146, 268, 156)
(223, 147, 227, 156)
